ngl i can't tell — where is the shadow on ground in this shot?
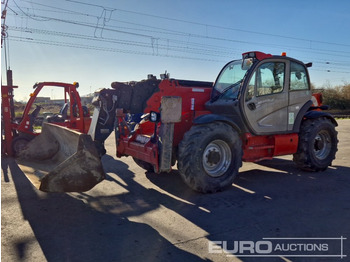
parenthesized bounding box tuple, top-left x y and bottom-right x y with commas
(2, 155, 350, 262)
(2, 157, 206, 262)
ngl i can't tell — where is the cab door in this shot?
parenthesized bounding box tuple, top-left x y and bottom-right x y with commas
(243, 60, 289, 134)
(287, 61, 312, 131)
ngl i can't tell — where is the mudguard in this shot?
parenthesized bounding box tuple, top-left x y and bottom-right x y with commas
(194, 114, 241, 133)
(303, 110, 338, 126)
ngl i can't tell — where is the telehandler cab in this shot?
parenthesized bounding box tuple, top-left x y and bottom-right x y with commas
(18, 51, 338, 193)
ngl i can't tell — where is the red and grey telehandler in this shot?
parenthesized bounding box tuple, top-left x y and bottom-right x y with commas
(17, 52, 338, 193)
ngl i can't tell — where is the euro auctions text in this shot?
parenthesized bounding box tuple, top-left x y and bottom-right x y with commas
(208, 237, 347, 259)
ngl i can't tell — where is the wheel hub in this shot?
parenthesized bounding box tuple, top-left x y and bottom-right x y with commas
(203, 140, 231, 178)
(314, 131, 331, 160)
(207, 149, 221, 166)
(314, 137, 325, 151)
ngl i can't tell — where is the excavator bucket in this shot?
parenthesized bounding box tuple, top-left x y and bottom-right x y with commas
(16, 123, 105, 192)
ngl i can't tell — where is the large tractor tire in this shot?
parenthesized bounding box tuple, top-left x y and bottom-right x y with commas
(178, 122, 242, 193)
(293, 117, 338, 171)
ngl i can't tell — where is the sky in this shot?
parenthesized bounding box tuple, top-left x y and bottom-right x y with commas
(2, 0, 350, 101)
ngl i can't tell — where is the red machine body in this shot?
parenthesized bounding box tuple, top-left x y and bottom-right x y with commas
(114, 79, 212, 171)
(1, 81, 91, 156)
(112, 77, 324, 172)
(17, 82, 91, 134)
(1, 83, 18, 156)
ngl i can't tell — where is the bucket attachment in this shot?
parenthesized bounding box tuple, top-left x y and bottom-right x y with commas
(16, 123, 105, 192)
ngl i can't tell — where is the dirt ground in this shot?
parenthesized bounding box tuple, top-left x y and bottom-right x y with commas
(1, 119, 349, 262)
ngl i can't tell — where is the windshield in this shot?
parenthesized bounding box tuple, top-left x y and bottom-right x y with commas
(212, 59, 251, 101)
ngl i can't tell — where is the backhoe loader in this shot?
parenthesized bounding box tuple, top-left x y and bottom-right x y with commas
(16, 51, 338, 193)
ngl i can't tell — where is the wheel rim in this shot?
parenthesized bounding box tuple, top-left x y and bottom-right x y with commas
(202, 139, 232, 177)
(314, 130, 332, 160)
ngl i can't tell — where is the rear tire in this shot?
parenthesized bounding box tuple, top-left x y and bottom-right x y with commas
(178, 122, 242, 193)
(293, 117, 338, 171)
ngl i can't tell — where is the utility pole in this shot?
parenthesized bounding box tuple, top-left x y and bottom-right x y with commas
(1, 0, 9, 48)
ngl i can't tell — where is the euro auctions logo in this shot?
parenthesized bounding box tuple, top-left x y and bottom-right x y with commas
(208, 237, 347, 259)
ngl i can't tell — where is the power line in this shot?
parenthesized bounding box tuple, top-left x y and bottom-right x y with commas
(12, 0, 50, 21)
(6, 1, 350, 76)
(16, 0, 350, 52)
(10, 24, 350, 70)
(7, 25, 350, 74)
(9, 36, 226, 63)
(9, 2, 350, 60)
(64, 0, 350, 48)
(8, 26, 235, 57)
(8, 9, 350, 62)
(8, 33, 350, 75)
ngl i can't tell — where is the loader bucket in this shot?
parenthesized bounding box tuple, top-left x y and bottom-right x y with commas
(16, 123, 105, 192)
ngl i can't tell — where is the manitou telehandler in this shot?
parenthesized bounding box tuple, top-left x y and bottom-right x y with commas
(17, 51, 338, 193)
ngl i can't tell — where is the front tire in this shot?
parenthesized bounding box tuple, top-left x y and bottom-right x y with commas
(293, 117, 338, 171)
(178, 122, 242, 193)
(12, 136, 33, 157)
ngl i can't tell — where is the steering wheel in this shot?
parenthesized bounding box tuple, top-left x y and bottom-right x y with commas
(35, 104, 44, 109)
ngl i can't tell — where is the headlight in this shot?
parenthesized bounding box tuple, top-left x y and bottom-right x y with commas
(150, 111, 160, 122)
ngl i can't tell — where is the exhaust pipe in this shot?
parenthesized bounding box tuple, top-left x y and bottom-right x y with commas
(16, 123, 105, 192)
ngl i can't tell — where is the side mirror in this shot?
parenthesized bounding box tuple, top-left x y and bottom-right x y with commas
(305, 62, 312, 68)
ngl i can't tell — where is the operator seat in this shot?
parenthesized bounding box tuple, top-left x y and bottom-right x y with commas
(46, 103, 68, 123)
(28, 105, 42, 132)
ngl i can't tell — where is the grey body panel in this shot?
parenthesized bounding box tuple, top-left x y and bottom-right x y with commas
(241, 58, 312, 135)
(243, 91, 289, 134)
(288, 90, 312, 131)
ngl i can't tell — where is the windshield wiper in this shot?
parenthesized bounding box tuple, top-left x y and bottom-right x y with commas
(211, 80, 242, 102)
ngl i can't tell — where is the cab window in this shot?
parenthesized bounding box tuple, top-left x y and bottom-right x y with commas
(290, 62, 309, 90)
(257, 62, 285, 96)
(245, 62, 285, 99)
(245, 72, 255, 101)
